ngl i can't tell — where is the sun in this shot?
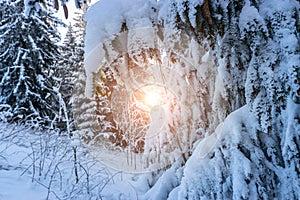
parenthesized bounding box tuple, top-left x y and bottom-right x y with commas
(144, 91, 161, 107)
(133, 85, 168, 110)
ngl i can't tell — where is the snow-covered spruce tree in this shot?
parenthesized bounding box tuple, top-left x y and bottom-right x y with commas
(70, 7, 105, 144)
(0, 0, 17, 120)
(56, 8, 89, 131)
(0, 0, 63, 127)
(54, 24, 80, 132)
(63, 6, 120, 149)
(244, 2, 300, 198)
(156, 0, 299, 199)
(82, 0, 299, 199)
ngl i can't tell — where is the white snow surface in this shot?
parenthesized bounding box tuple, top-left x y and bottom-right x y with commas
(0, 123, 139, 200)
(0, 103, 298, 199)
(0, 170, 47, 200)
(0, 125, 49, 199)
(0, 157, 48, 200)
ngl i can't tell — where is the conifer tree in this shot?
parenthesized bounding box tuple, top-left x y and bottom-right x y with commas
(0, 0, 63, 127)
(157, 1, 300, 199)
(68, 6, 104, 142)
(82, 0, 299, 198)
(54, 24, 79, 131)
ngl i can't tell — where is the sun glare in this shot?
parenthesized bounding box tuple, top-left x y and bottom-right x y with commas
(144, 91, 161, 107)
(133, 85, 169, 111)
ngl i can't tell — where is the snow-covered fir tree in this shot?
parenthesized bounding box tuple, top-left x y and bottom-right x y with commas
(60, 6, 121, 149)
(83, 0, 299, 198)
(68, 7, 95, 137)
(54, 24, 80, 132)
(0, 0, 64, 127)
(160, 1, 299, 199)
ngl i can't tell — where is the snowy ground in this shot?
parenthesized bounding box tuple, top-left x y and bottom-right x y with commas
(1, 103, 298, 199)
(0, 106, 248, 200)
(0, 123, 99, 200)
(0, 114, 226, 200)
(0, 123, 147, 200)
(0, 125, 48, 199)
(0, 168, 48, 200)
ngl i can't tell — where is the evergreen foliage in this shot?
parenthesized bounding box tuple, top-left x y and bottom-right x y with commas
(83, 0, 299, 198)
(160, 1, 300, 199)
(0, 0, 63, 127)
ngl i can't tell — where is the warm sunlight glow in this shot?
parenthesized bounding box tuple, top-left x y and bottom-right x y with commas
(133, 85, 171, 112)
(144, 91, 161, 107)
